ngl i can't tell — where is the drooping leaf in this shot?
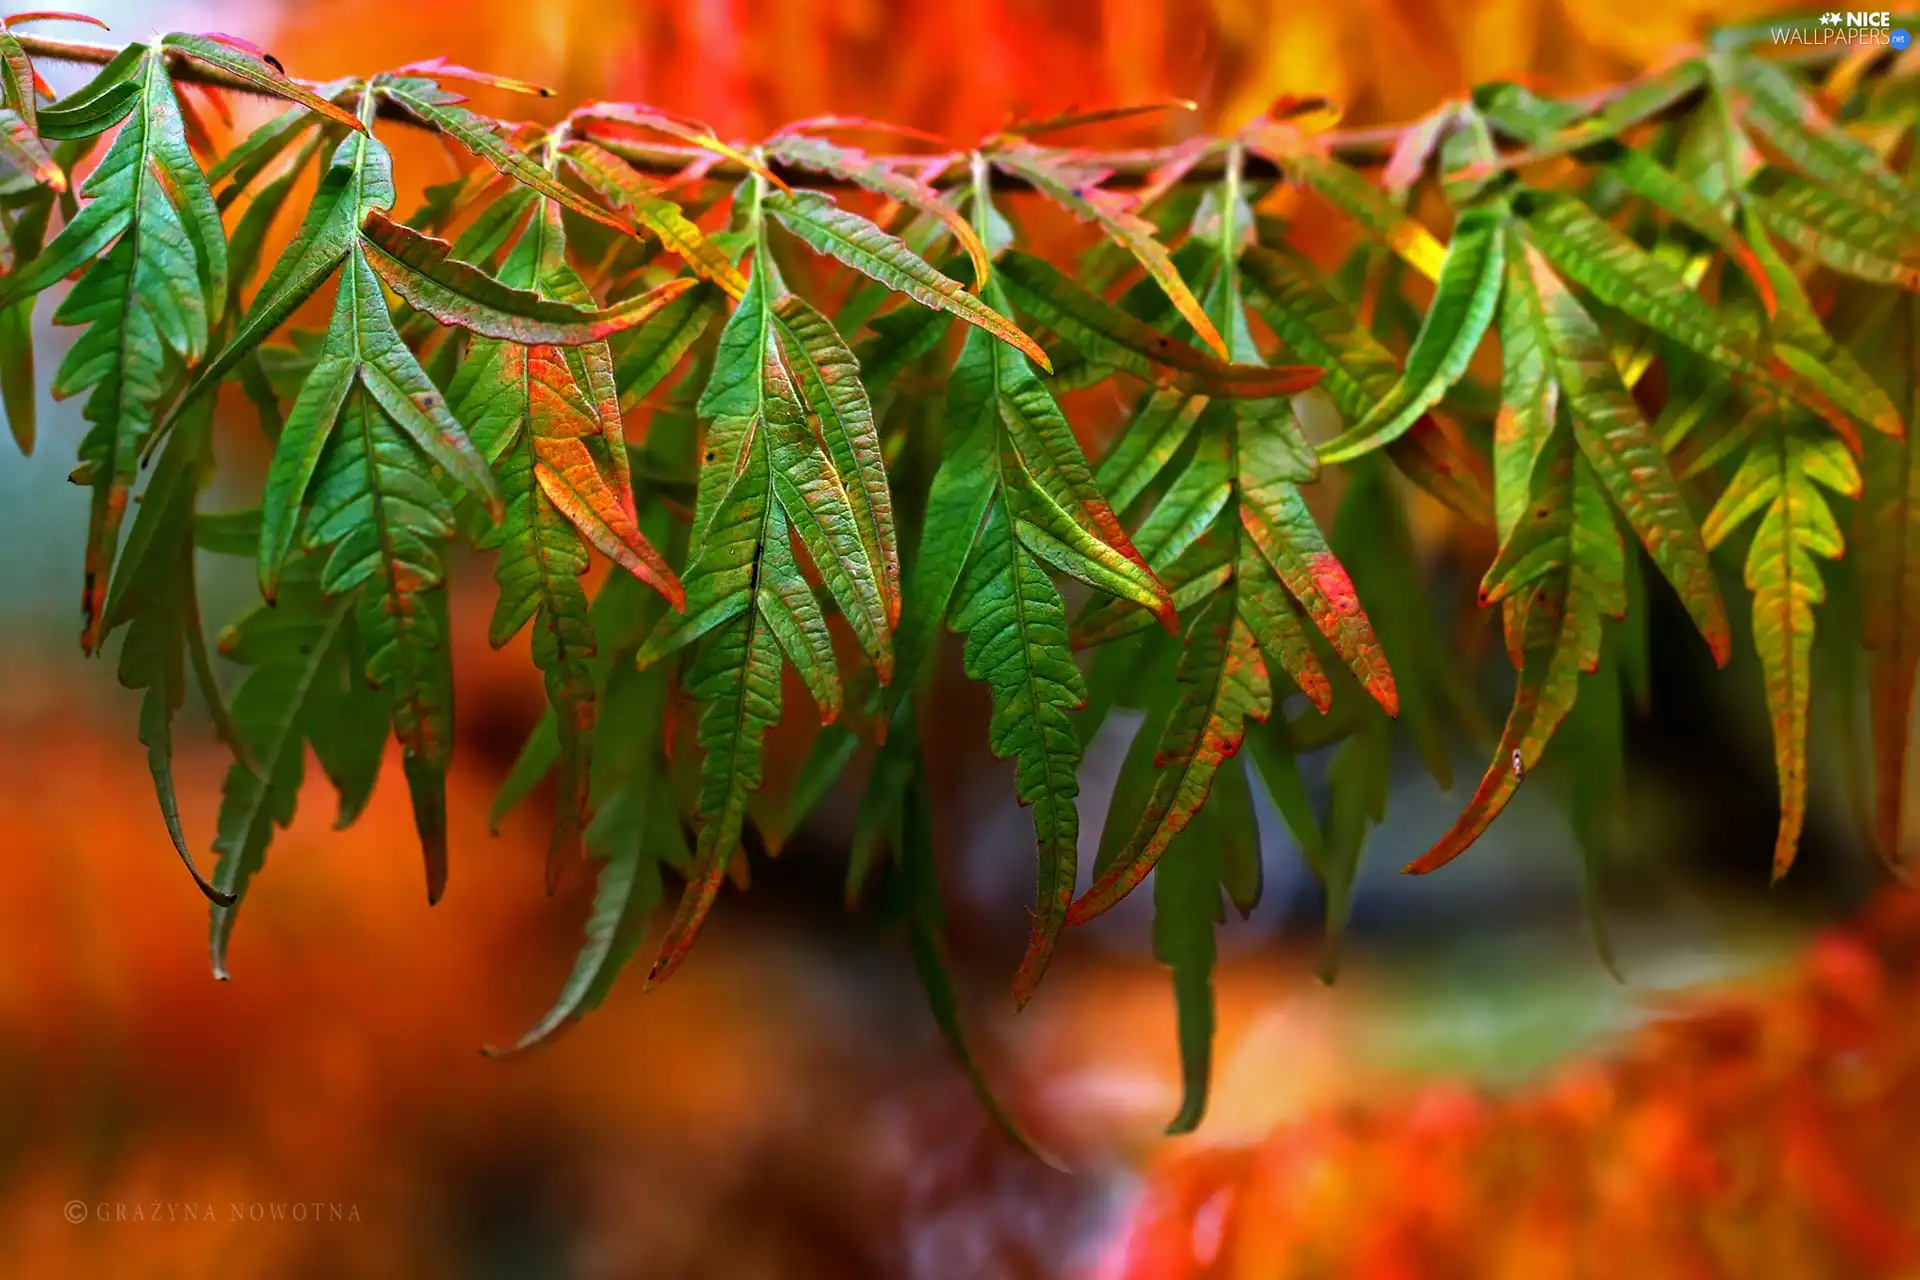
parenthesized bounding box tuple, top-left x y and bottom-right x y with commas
(1508, 231, 1732, 665)
(1702, 417, 1861, 879)
(558, 139, 748, 298)
(1315, 204, 1505, 463)
(255, 235, 500, 599)
(763, 187, 1051, 370)
(1858, 294, 1920, 871)
(302, 383, 464, 902)
(102, 407, 234, 906)
(995, 249, 1320, 399)
(208, 558, 354, 978)
(991, 142, 1228, 358)
(377, 72, 636, 237)
(638, 239, 897, 984)
(951, 497, 1085, 1006)
(764, 132, 992, 289)
(487, 633, 684, 1054)
(896, 751, 1065, 1165)
(362, 209, 697, 344)
(0, 45, 228, 652)
(1070, 593, 1270, 923)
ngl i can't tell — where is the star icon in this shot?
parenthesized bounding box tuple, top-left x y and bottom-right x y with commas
(1821, 11, 1842, 22)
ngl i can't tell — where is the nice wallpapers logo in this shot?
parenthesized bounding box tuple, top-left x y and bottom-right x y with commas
(1775, 11, 1913, 47)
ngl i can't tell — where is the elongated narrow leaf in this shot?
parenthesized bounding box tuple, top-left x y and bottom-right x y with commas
(1516, 189, 1760, 369)
(377, 73, 634, 236)
(174, 126, 393, 421)
(161, 32, 365, 134)
(1069, 594, 1270, 922)
(641, 244, 901, 982)
(1316, 205, 1505, 463)
(1512, 233, 1731, 664)
(257, 241, 500, 597)
(1253, 138, 1448, 282)
(104, 412, 233, 906)
(992, 143, 1228, 357)
(995, 250, 1319, 398)
(1728, 53, 1920, 235)
(304, 384, 462, 901)
(1858, 296, 1920, 870)
(765, 187, 1051, 370)
(0, 46, 229, 652)
(1238, 243, 1493, 523)
(488, 640, 682, 1054)
(951, 498, 1085, 1007)
(1702, 421, 1859, 878)
(209, 561, 353, 977)
(362, 209, 696, 344)
(558, 139, 747, 298)
(765, 132, 991, 289)
(35, 42, 144, 140)
(1750, 170, 1920, 291)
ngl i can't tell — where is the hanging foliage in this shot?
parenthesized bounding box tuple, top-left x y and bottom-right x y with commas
(1, 15, 1916, 1142)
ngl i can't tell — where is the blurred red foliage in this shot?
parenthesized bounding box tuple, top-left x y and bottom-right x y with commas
(1107, 895, 1920, 1279)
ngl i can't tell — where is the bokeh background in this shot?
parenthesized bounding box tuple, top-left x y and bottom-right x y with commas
(1, 0, 1913, 1276)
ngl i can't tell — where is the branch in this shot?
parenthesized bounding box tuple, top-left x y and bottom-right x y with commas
(17, 33, 1880, 191)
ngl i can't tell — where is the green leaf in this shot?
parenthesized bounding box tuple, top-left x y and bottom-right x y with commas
(1702, 417, 1859, 879)
(304, 382, 466, 902)
(175, 125, 394, 423)
(1411, 355, 1626, 874)
(639, 247, 896, 984)
(994, 249, 1320, 399)
(1316, 205, 1505, 463)
(951, 498, 1085, 1007)
(897, 755, 1065, 1166)
(1750, 169, 1920, 291)
(1508, 231, 1731, 665)
(765, 132, 993, 290)
(257, 240, 501, 598)
(35, 42, 145, 140)
(160, 33, 366, 135)
(361, 209, 698, 345)
(1070, 593, 1270, 923)
(1253, 140, 1449, 282)
(1316, 716, 1389, 981)
(992, 142, 1229, 357)
(0, 187, 50, 453)
(1152, 808, 1223, 1135)
(0, 47, 229, 652)
(105, 411, 235, 906)
(487, 652, 682, 1054)
(1515, 189, 1760, 370)
(1238, 243, 1493, 523)
(771, 291, 899, 623)
(612, 278, 724, 412)
(558, 139, 748, 298)
(1858, 296, 1920, 870)
(764, 187, 1052, 370)
(1726, 53, 1920, 235)
(377, 74, 637, 238)
(208, 559, 354, 978)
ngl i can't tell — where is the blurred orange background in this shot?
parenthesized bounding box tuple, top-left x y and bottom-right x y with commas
(1, 1, 1902, 1277)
